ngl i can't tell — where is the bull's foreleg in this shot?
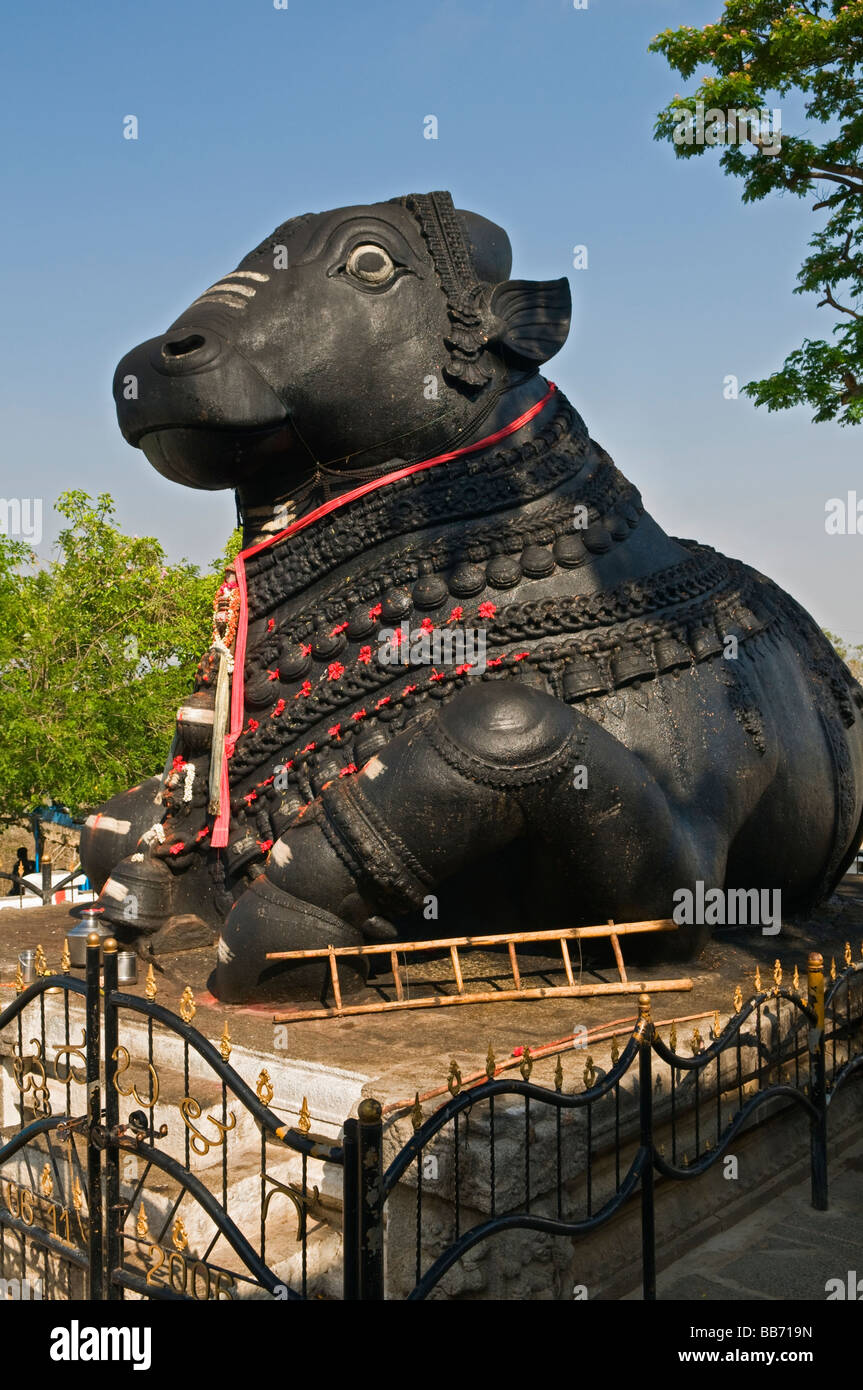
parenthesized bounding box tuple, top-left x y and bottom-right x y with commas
(213, 681, 707, 1001)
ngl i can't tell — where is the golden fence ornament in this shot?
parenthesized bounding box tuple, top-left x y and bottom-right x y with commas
(298, 1097, 311, 1134)
(831, 957, 837, 981)
(712, 1010, 721, 1041)
(14, 962, 23, 995)
(12, 1038, 52, 1116)
(611, 1034, 620, 1065)
(733, 984, 742, 1014)
(112, 1045, 159, 1109)
(411, 1093, 423, 1132)
(179, 1096, 237, 1156)
(136, 1205, 150, 1241)
(219, 1022, 232, 1063)
(54, 1032, 87, 1085)
(256, 1069, 274, 1106)
(40, 1164, 54, 1199)
(773, 959, 782, 991)
(754, 965, 762, 992)
(554, 1055, 564, 1092)
(179, 986, 196, 1023)
(60, 942, 71, 973)
(845, 941, 853, 968)
(145, 964, 157, 1001)
(690, 1027, 703, 1056)
(520, 1047, 533, 1082)
(583, 1055, 596, 1089)
(72, 1178, 83, 1213)
(485, 1043, 496, 1080)
(447, 1059, 462, 1096)
(172, 1217, 189, 1253)
(793, 965, 800, 994)
(669, 1020, 678, 1052)
(34, 944, 48, 977)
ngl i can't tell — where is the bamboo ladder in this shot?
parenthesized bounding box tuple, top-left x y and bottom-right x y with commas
(269, 918, 692, 1022)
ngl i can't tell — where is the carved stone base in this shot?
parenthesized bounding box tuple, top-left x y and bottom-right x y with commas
(139, 913, 217, 957)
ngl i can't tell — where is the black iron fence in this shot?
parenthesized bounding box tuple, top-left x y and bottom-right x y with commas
(0, 938, 861, 1300)
(0, 860, 92, 907)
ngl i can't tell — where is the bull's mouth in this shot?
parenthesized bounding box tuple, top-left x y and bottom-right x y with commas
(139, 421, 298, 491)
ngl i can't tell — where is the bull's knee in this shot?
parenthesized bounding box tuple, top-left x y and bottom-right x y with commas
(428, 680, 580, 787)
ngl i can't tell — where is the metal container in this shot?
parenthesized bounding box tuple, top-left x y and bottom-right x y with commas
(117, 952, 138, 985)
(65, 908, 112, 967)
(18, 950, 36, 984)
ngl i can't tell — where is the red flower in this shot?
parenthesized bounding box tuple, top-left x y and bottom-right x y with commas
(340, 763, 358, 777)
(351, 708, 367, 722)
(296, 680, 312, 698)
(243, 791, 258, 805)
(257, 839, 273, 853)
(171, 755, 186, 771)
(328, 723, 342, 739)
(430, 669, 445, 683)
(375, 695, 391, 709)
(266, 618, 275, 632)
(401, 684, 417, 696)
(513, 651, 529, 662)
(271, 699, 286, 718)
(300, 643, 312, 657)
(168, 842, 185, 856)
(247, 718, 260, 731)
(302, 742, 317, 754)
(486, 657, 503, 668)
(478, 601, 497, 621)
(327, 662, 345, 680)
(455, 663, 472, 676)
(267, 668, 280, 681)
(368, 603, 382, 620)
(195, 826, 211, 841)
(447, 606, 463, 624)
(331, 622, 349, 636)
(420, 617, 435, 633)
(357, 645, 372, 664)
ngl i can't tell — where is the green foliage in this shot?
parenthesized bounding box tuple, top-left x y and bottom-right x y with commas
(0, 492, 240, 826)
(651, 1, 863, 425)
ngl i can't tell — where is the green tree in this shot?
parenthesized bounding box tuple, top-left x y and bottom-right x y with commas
(0, 492, 240, 826)
(651, 1, 863, 425)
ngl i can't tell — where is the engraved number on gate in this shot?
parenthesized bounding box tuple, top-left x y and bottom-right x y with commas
(146, 1244, 234, 1299)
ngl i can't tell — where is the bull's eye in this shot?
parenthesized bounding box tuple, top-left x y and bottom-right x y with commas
(345, 244, 396, 285)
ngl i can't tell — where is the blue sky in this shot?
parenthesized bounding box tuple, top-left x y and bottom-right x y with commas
(1, 0, 860, 640)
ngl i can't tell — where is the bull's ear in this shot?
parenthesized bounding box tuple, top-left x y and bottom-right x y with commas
(487, 277, 572, 364)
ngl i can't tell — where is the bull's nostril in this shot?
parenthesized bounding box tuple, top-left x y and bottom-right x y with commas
(162, 333, 206, 359)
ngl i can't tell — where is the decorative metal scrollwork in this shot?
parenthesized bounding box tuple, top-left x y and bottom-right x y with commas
(262, 1176, 320, 1242)
(179, 1096, 237, 1156)
(12, 1039, 52, 1116)
(54, 1030, 87, 1084)
(112, 1045, 160, 1108)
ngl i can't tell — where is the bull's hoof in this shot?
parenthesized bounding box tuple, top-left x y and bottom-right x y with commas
(212, 873, 367, 1004)
(95, 855, 173, 933)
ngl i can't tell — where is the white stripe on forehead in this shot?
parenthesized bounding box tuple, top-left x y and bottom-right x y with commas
(202, 281, 257, 298)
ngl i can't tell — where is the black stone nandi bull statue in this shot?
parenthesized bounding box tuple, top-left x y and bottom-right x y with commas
(81, 190, 863, 1003)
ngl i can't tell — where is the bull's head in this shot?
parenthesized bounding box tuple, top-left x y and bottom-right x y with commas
(113, 192, 571, 506)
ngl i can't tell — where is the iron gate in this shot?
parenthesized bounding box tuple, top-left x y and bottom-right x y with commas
(1, 939, 861, 1300)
